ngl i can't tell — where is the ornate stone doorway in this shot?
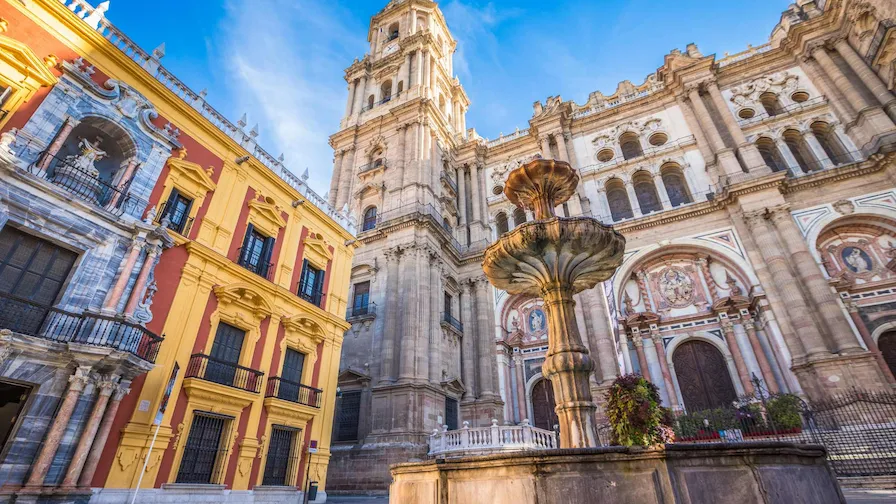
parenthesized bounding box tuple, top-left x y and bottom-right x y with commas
(531, 378, 558, 431)
(878, 331, 896, 380)
(672, 340, 737, 412)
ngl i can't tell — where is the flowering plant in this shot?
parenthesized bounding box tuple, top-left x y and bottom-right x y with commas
(605, 374, 674, 447)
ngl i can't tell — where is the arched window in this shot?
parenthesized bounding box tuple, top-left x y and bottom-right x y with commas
(367, 95, 374, 110)
(396, 81, 404, 95)
(416, 16, 426, 33)
(810, 121, 848, 165)
(660, 164, 692, 207)
(783, 129, 815, 173)
(362, 206, 377, 231)
(387, 22, 399, 41)
(632, 171, 661, 214)
(759, 92, 782, 117)
(512, 208, 527, 227)
(439, 95, 447, 116)
(605, 179, 633, 222)
(756, 137, 787, 173)
(495, 212, 509, 235)
(381, 81, 393, 102)
(619, 132, 643, 160)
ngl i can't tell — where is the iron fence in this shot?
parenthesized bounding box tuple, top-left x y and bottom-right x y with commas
(236, 247, 274, 280)
(347, 302, 376, 320)
(265, 377, 323, 408)
(185, 353, 264, 393)
(0, 292, 163, 362)
(442, 313, 463, 333)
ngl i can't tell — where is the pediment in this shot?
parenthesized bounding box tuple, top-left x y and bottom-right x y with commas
(166, 150, 216, 198)
(303, 233, 332, 268)
(338, 368, 371, 385)
(248, 193, 287, 236)
(213, 283, 274, 320)
(0, 35, 57, 87)
(711, 295, 750, 313)
(441, 377, 465, 395)
(281, 313, 326, 346)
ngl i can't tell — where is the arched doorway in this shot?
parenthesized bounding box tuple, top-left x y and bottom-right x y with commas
(878, 331, 896, 380)
(531, 378, 558, 430)
(673, 340, 737, 412)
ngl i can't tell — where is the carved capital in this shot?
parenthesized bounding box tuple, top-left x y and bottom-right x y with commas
(741, 209, 768, 229)
(69, 366, 93, 392)
(766, 204, 793, 224)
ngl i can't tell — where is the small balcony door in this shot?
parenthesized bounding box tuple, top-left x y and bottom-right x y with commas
(207, 323, 245, 387)
(278, 348, 305, 402)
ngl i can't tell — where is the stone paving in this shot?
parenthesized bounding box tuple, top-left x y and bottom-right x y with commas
(328, 490, 895, 503)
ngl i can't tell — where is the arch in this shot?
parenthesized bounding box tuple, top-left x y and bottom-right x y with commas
(367, 95, 374, 109)
(759, 92, 782, 116)
(396, 80, 404, 95)
(632, 170, 661, 214)
(495, 211, 509, 235)
(782, 129, 815, 173)
(53, 115, 139, 185)
(810, 121, 848, 165)
(671, 339, 738, 412)
(756, 137, 787, 173)
(439, 94, 447, 117)
(387, 22, 400, 40)
(878, 331, 896, 380)
(361, 206, 377, 231)
(605, 178, 633, 221)
(380, 80, 393, 102)
(619, 132, 643, 160)
(805, 212, 896, 266)
(512, 208, 527, 227)
(660, 163, 692, 207)
(530, 377, 558, 431)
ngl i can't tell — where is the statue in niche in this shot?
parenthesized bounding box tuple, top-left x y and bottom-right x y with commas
(842, 246, 873, 274)
(659, 267, 694, 307)
(66, 136, 107, 177)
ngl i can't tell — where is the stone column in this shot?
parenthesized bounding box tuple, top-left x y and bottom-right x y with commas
(685, 86, 743, 176)
(619, 331, 633, 374)
(124, 244, 161, 316)
(741, 317, 780, 393)
(632, 334, 650, 379)
(336, 147, 355, 209)
(422, 50, 431, 92)
(417, 248, 431, 382)
(676, 97, 718, 172)
(470, 164, 482, 224)
(653, 172, 673, 210)
(461, 281, 477, 399)
(802, 130, 834, 169)
(429, 258, 442, 383)
(811, 45, 874, 115)
(25, 367, 92, 488)
(78, 381, 130, 488)
(833, 38, 896, 116)
(353, 76, 367, 118)
(398, 247, 420, 383)
(650, 329, 680, 409)
(767, 206, 863, 354)
(775, 137, 804, 175)
(539, 135, 551, 159)
(103, 239, 143, 312)
(379, 248, 401, 383)
(706, 81, 768, 173)
(61, 375, 119, 488)
(583, 290, 618, 383)
(344, 82, 355, 118)
(624, 181, 643, 217)
(720, 319, 754, 395)
(328, 150, 344, 207)
(404, 52, 413, 90)
(742, 211, 824, 359)
(801, 55, 856, 122)
(842, 297, 896, 384)
(554, 133, 570, 163)
(475, 278, 496, 398)
(37, 117, 79, 171)
(457, 166, 468, 227)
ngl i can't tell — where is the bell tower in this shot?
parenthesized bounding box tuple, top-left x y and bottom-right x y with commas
(327, 0, 502, 492)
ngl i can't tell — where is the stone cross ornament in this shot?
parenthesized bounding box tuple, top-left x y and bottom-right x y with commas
(482, 158, 625, 448)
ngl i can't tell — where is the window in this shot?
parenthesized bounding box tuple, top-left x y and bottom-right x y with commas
(810, 121, 849, 165)
(759, 92, 782, 116)
(0, 381, 31, 453)
(207, 323, 246, 387)
(0, 226, 77, 334)
(783, 129, 815, 173)
(381, 81, 393, 102)
(160, 188, 193, 235)
(791, 91, 810, 103)
(238, 224, 275, 279)
(277, 348, 306, 402)
(367, 95, 374, 110)
(386, 22, 400, 41)
(352, 281, 370, 316)
(632, 171, 662, 214)
(756, 137, 787, 173)
(512, 208, 527, 228)
(738, 108, 756, 119)
(263, 426, 301, 486)
(445, 397, 459, 431)
(335, 390, 361, 442)
(0, 87, 11, 115)
(444, 292, 452, 318)
(619, 132, 643, 160)
(648, 132, 668, 147)
(606, 179, 633, 222)
(396, 81, 404, 95)
(176, 412, 232, 484)
(362, 206, 377, 232)
(596, 148, 615, 163)
(298, 259, 325, 307)
(495, 212, 509, 235)
(660, 165, 692, 207)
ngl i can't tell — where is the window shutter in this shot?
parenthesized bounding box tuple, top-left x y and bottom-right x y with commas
(260, 236, 275, 277)
(162, 188, 180, 222)
(239, 223, 255, 264)
(298, 259, 310, 293)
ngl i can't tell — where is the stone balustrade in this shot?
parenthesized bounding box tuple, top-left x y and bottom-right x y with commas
(429, 419, 558, 457)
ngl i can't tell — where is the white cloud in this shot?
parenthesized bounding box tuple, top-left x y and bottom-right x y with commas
(216, 0, 365, 196)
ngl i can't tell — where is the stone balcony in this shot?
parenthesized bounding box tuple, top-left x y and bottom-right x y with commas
(428, 419, 558, 458)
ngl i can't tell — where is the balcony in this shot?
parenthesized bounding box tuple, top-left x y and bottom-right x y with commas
(265, 377, 322, 408)
(429, 420, 557, 457)
(358, 159, 388, 175)
(27, 152, 147, 218)
(347, 302, 376, 322)
(185, 353, 264, 393)
(0, 292, 163, 363)
(441, 172, 458, 194)
(361, 92, 401, 113)
(442, 313, 463, 334)
(737, 96, 827, 127)
(154, 199, 194, 237)
(236, 248, 274, 281)
(298, 288, 324, 308)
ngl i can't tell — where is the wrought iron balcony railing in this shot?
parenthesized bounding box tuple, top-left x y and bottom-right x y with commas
(265, 377, 322, 408)
(153, 199, 195, 237)
(443, 313, 463, 333)
(236, 248, 274, 280)
(185, 353, 264, 393)
(347, 302, 376, 320)
(0, 292, 163, 363)
(297, 287, 324, 308)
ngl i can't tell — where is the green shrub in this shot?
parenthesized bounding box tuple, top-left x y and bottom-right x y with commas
(605, 374, 673, 446)
(766, 394, 803, 430)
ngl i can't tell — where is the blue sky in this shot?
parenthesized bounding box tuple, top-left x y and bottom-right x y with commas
(106, 0, 788, 195)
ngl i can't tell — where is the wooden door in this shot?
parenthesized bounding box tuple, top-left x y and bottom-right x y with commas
(672, 340, 737, 412)
(532, 378, 558, 431)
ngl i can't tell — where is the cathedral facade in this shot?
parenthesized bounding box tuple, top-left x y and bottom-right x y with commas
(330, 0, 896, 492)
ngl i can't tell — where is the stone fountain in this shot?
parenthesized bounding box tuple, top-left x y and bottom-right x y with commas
(388, 160, 845, 504)
(481, 159, 624, 448)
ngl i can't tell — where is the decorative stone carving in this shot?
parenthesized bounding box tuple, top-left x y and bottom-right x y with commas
(728, 71, 799, 107)
(832, 199, 855, 215)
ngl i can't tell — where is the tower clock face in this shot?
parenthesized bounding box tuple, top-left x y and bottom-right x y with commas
(384, 42, 399, 56)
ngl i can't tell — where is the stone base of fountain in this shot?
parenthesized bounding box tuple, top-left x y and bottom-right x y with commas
(388, 443, 844, 504)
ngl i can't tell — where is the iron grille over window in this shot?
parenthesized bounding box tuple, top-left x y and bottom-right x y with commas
(263, 425, 301, 486)
(335, 391, 361, 442)
(297, 259, 324, 307)
(176, 412, 232, 484)
(237, 224, 275, 279)
(158, 188, 194, 235)
(445, 397, 459, 431)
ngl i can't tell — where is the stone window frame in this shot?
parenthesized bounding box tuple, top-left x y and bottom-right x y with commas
(0, 33, 58, 130)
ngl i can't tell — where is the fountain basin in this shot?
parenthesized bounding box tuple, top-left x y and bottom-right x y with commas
(389, 443, 844, 504)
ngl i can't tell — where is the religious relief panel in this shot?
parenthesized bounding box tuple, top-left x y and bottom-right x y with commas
(502, 296, 549, 347)
(818, 223, 896, 284)
(648, 262, 707, 315)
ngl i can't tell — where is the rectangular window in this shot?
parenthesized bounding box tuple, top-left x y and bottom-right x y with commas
(352, 281, 370, 315)
(0, 380, 31, 452)
(207, 323, 246, 387)
(444, 293, 452, 317)
(297, 259, 324, 307)
(263, 425, 301, 486)
(277, 348, 306, 402)
(335, 391, 361, 442)
(176, 412, 232, 484)
(0, 226, 77, 334)
(445, 397, 459, 431)
(160, 188, 193, 235)
(238, 224, 275, 279)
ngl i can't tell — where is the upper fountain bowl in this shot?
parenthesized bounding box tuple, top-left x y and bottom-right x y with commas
(504, 159, 579, 220)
